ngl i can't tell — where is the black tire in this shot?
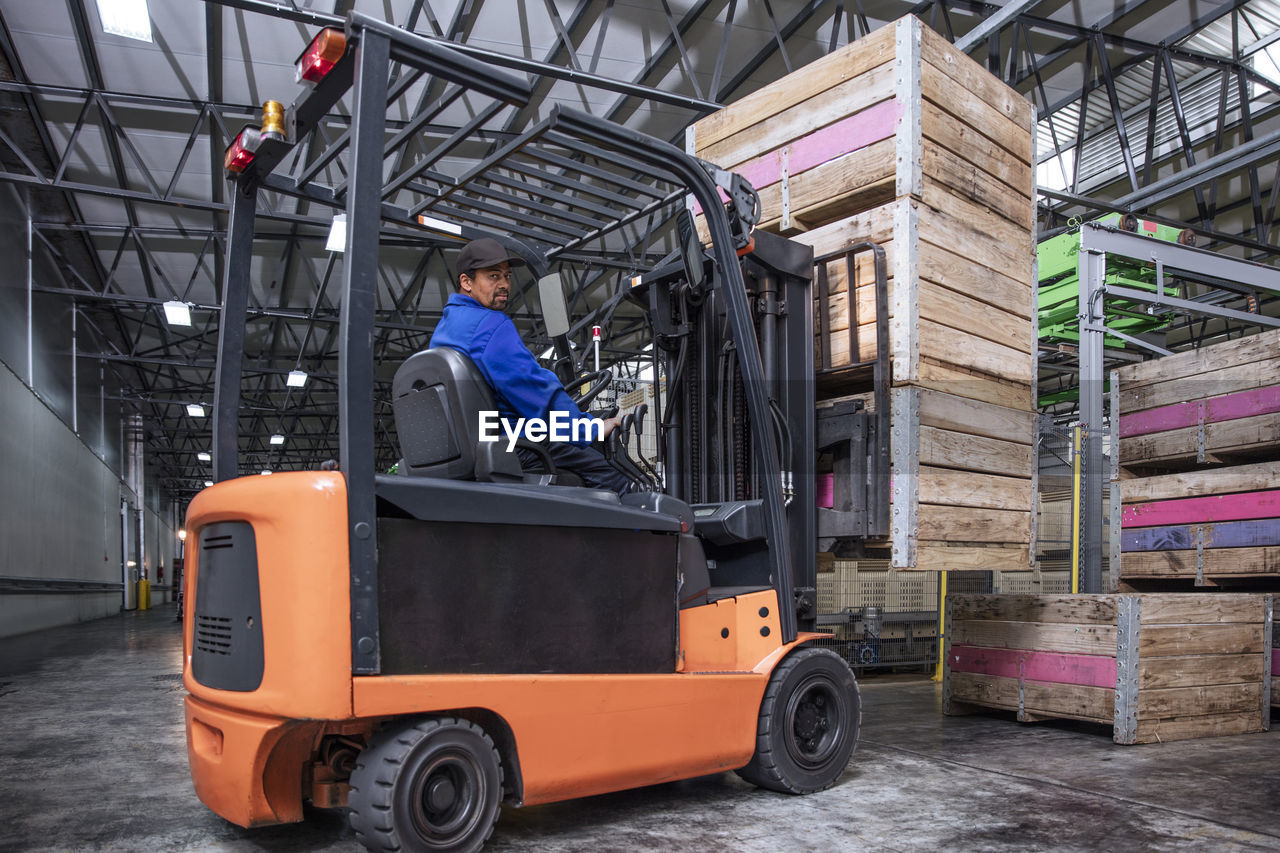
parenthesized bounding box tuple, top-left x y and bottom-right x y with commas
(735, 646, 861, 794)
(348, 717, 503, 853)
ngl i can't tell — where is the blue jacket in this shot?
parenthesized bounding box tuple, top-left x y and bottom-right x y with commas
(429, 293, 593, 445)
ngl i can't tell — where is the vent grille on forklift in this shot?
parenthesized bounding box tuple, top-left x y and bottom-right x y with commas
(194, 615, 233, 656)
(192, 521, 265, 691)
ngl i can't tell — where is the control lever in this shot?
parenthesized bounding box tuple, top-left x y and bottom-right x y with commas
(604, 424, 653, 492)
(629, 404, 661, 487)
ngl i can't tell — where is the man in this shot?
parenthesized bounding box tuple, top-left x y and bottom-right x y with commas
(429, 237, 634, 494)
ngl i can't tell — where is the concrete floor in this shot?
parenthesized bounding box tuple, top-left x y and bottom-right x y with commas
(1, 607, 1278, 852)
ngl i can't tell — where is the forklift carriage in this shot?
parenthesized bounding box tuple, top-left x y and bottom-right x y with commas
(183, 12, 860, 853)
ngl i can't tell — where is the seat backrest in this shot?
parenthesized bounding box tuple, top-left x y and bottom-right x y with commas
(391, 347, 523, 480)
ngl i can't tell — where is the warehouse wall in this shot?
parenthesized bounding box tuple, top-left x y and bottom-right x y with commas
(0, 361, 127, 636)
(0, 184, 178, 637)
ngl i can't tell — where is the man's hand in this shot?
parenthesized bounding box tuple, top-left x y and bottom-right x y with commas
(599, 415, 623, 439)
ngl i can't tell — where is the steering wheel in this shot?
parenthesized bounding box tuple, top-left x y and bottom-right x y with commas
(565, 368, 612, 408)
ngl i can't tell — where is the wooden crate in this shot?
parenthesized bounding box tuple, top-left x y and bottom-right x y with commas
(1119, 462, 1280, 584)
(944, 593, 1273, 743)
(692, 16, 1036, 573)
(1116, 328, 1280, 467)
(689, 15, 1036, 390)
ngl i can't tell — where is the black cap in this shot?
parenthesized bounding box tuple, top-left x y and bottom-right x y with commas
(456, 238, 526, 278)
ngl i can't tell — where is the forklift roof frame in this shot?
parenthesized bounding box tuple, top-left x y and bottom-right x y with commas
(214, 11, 796, 673)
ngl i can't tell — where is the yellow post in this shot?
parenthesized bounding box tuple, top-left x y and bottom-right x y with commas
(1070, 425, 1083, 594)
(932, 570, 948, 681)
(138, 578, 151, 611)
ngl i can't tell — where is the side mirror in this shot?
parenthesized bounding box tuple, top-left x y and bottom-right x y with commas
(677, 210, 708, 292)
(538, 272, 571, 338)
(538, 272, 575, 384)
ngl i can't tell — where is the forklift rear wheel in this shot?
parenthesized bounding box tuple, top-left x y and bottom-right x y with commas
(735, 646, 860, 794)
(348, 717, 503, 853)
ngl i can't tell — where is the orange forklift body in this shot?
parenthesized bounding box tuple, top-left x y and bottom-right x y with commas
(183, 472, 820, 827)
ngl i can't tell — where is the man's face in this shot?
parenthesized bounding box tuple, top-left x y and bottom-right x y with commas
(461, 262, 512, 310)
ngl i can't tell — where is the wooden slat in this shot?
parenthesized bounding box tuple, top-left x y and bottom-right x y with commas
(1116, 328, 1280, 390)
(1123, 489, 1280, 527)
(1137, 593, 1264, 624)
(1119, 385, 1280, 437)
(1139, 623, 1264, 657)
(919, 57, 1031, 162)
(1122, 518, 1280, 552)
(1137, 654, 1263, 689)
(825, 318, 881, 365)
(917, 233, 1033, 321)
(918, 388, 1035, 444)
(921, 143, 1032, 230)
(690, 24, 896, 150)
(947, 672, 1113, 722)
(918, 426, 1033, 477)
(951, 619, 1117, 654)
(918, 467, 1034, 512)
(1138, 683, 1263, 719)
(948, 593, 1117, 624)
(912, 542, 1030, 572)
(920, 100, 1032, 198)
(1120, 462, 1280, 503)
(917, 275, 1033, 355)
(949, 644, 1117, 687)
(787, 197, 900, 256)
(1119, 358, 1280, 412)
(757, 141, 898, 232)
(919, 24, 1035, 131)
(1120, 412, 1280, 465)
(696, 64, 897, 167)
(1133, 711, 1265, 743)
(1120, 545, 1280, 577)
(913, 364, 1034, 411)
(918, 187, 1033, 285)
(918, 318, 1034, 384)
(918, 504, 1031, 543)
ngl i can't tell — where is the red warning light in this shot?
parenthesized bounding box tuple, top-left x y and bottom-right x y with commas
(296, 28, 347, 86)
(223, 126, 262, 174)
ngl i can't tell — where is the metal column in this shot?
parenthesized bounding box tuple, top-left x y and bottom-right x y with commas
(344, 30, 392, 675)
(1077, 243, 1106, 594)
(213, 181, 257, 482)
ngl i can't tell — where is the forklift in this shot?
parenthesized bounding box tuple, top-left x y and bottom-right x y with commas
(183, 13, 859, 852)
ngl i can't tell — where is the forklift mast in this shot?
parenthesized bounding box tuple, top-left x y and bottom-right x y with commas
(212, 12, 815, 673)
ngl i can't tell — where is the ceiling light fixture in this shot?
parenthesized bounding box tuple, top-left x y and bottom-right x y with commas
(286, 369, 308, 388)
(186, 403, 205, 417)
(163, 300, 192, 327)
(270, 434, 285, 446)
(204, 480, 214, 488)
(197, 451, 211, 462)
(326, 213, 347, 253)
(98, 0, 152, 43)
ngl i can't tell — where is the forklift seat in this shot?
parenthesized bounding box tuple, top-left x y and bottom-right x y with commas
(391, 347, 528, 481)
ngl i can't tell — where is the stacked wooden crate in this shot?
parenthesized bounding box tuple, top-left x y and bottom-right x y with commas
(944, 593, 1273, 743)
(1116, 329, 1280, 588)
(690, 15, 1036, 574)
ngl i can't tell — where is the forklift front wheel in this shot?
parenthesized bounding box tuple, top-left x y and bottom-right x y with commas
(735, 646, 861, 794)
(348, 717, 504, 853)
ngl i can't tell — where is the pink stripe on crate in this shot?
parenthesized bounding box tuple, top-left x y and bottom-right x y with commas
(692, 100, 902, 215)
(817, 473, 834, 509)
(949, 644, 1117, 689)
(1122, 489, 1280, 528)
(1119, 386, 1280, 438)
